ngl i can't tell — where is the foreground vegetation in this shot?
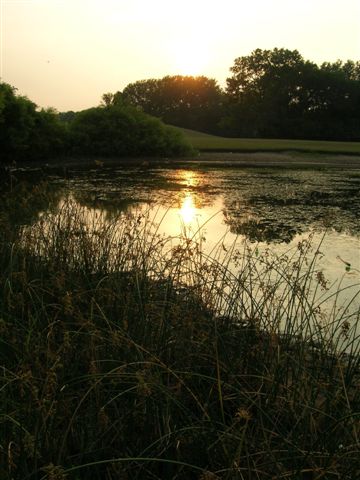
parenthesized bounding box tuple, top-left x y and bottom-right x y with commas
(174, 127, 360, 155)
(0, 181, 359, 479)
(0, 82, 194, 164)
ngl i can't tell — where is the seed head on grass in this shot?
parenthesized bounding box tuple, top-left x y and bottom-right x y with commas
(41, 463, 67, 480)
(0, 189, 359, 479)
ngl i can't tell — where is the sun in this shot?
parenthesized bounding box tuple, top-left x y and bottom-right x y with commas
(171, 40, 211, 76)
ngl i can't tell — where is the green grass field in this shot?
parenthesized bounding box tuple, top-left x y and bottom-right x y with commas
(174, 126, 360, 154)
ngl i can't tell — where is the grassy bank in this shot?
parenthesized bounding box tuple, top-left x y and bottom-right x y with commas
(0, 183, 359, 479)
(173, 127, 360, 155)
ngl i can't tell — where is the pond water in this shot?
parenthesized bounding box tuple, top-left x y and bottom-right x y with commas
(49, 163, 360, 259)
(9, 163, 360, 340)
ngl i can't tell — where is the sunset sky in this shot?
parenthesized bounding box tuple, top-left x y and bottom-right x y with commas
(1, 0, 359, 112)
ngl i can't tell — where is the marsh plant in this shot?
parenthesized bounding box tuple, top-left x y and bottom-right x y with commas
(0, 193, 359, 479)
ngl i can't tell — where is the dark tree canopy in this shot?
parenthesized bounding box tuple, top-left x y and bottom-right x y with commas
(224, 48, 360, 140)
(2, 48, 360, 166)
(68, 103, 194, 158)
(0, 82, 67, 162)
(122, 75, 224, 133)
(227, 48, 305, 97)
(0, 82, 194, 163)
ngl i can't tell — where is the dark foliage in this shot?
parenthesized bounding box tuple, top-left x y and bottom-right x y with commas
(122, 75, 224, 134)
(68, 104, 195, 158)
(120, 51, 360, 140)
(224, 48, 360, 140)
(2, 48, 360, 166)
(0, 183, 359, 479)
(0, 82, 194, 163)
(0, 82, 68, 163)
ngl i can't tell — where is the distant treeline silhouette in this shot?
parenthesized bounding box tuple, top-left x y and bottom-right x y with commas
(116, 49, 360, 140)
(1, 48, 359, 162)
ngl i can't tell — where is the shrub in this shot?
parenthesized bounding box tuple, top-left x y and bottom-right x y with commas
(69, 104, 195, 158)
(0, 82, 68, 163)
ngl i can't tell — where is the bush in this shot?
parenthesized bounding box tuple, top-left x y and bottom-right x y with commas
(69, 104, 196, 158)
(0, 82, 195, 164)
(0, 82, 68, 163)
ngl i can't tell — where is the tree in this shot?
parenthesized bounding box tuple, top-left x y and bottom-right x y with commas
(122, 75, 224, 133)
(0, 82, 194, 162)
(225, 49, 360, 140)
(1, 82, 36, 160)
(100, 92, 115, 107)
(225, 48, 311, 137)
(0, 82, 67, 162)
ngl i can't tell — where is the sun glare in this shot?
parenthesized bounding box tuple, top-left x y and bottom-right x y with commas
(181, 170, 198, 187)
(179, 193, 197, 225)
(169, 36, 211, 76)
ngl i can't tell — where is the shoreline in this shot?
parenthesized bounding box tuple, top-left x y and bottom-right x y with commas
(179, 151, 360, 168)
(4, 150, 360, 171)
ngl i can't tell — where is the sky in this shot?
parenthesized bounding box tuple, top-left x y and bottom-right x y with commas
(1, 0, 360, 112)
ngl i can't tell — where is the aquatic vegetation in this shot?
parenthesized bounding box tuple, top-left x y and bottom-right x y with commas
(0, 191, 359, 479)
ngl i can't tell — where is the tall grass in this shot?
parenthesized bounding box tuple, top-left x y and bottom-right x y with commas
(0, 189, 359, 479)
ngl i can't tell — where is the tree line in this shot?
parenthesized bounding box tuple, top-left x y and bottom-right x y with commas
(117, 48, 360, 140)
(1, 48, 359, 163)
(0, 83, 194, 164)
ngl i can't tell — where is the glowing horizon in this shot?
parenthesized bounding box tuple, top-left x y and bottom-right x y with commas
(1, 0, 359, 112)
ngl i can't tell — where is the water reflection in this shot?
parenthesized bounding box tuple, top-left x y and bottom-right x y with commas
(4, 164, 359, 350)
(179, 193, 197, 225)
(19, 193, 359, 346)
(175, 169, 199, 188)
(72, 189, 143, 221)
(7, 164, 360, 258)
(66, 164, 360, 246)
(221, 169, 360, 242)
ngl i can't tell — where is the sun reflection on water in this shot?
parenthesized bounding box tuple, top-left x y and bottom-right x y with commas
(179, 193, 197, 225)
(176, 170, 200, 188)
(174, 170, 203, 227)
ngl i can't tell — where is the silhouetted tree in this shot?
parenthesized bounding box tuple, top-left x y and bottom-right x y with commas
(225, 49, 360, 140)
(0, 82, 194, 162)
(225, 48, 309, 137)
(0, 82, 67, 163)
(58, 110, 76, 123)
(122, 75, 224, 133)
(100, 92, 115, 107)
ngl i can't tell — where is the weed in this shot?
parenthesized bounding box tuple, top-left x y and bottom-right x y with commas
(0, 190, 359, 479)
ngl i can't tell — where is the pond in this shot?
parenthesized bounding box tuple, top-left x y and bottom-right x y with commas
(6, 162, 360, 343)
(40, 163, 360, 257)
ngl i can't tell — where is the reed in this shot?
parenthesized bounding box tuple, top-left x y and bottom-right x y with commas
(0, 190, 359, 479)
